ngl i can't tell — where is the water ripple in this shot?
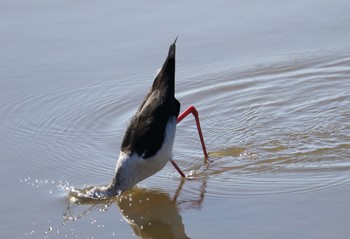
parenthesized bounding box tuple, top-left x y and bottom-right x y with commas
(3, 51, 350, 200)
(172, 51, 350, 198)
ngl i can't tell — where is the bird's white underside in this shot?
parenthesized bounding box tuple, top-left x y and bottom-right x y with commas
(115, 116, 177, 191)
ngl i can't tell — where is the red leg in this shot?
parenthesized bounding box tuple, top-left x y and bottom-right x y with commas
(177, 106, 208, 158)
(171, 159, 186, 177)
(171, 106, 208, 177)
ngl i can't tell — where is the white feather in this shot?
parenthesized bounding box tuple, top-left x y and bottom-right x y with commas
(115, 116, 177, 191)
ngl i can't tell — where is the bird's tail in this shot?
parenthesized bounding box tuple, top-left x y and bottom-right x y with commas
(151, 38, 177, 95)
(167, 37, 177, 60)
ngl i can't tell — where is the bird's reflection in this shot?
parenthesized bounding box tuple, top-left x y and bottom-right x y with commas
(118, 186, 189, 239)
(65, 177, 207, 239)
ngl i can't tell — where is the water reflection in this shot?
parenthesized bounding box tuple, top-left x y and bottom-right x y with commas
(66, 178, 207, 238)
(118, 187, 189, 239)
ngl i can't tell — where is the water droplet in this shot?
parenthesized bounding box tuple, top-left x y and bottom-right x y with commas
(91, 218, 97, 224)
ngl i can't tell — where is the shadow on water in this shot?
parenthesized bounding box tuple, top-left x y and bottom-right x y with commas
(65, 178, 207, 239)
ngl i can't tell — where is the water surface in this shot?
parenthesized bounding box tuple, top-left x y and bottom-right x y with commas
(1, 0, 350, 238)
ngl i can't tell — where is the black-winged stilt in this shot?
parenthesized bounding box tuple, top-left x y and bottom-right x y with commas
(88, 39, 208, 198)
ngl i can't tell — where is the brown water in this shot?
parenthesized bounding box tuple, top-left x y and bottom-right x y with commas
(1, 0, 350, 238)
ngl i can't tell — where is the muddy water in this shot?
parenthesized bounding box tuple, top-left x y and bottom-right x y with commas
(1, 0, 350, 238)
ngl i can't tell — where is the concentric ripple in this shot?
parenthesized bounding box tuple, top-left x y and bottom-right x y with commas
(0, 72, 149, 183)
(171, 51, 350, 198)
(3, 51, 350, 201)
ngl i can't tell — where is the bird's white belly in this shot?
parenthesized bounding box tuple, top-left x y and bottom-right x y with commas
(147, 116, 177, 170)
(115, 116, 177, 190)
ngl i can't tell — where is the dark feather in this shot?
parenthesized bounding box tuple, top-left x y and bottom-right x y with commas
(121, 40, 180, 158)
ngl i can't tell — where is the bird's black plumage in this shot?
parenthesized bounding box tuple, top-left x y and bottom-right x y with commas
(120, 39, 180, 158)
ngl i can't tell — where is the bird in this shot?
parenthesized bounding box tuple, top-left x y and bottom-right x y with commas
(87, 38, 180, 198)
